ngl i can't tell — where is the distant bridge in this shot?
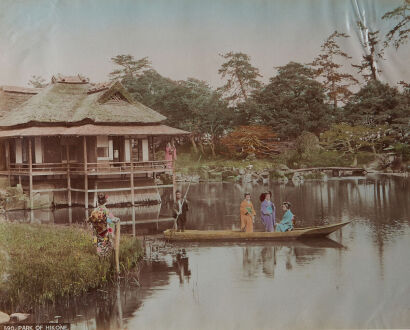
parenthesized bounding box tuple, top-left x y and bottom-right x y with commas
(290, 167, 367, 176)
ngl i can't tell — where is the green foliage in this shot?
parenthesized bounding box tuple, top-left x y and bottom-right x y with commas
(28, 75, 47, 88)
(255, 62, 332, 138)
(321, 123, 388, 154)
(382, 1, 410, 49)
(295, 131, 320, 156)
(343, 80, 410, 127)
(352, 22, 384, 81)
(110, 55, 151, 81)
(0, 223, 142, 310)
(393, 143, 410, 161)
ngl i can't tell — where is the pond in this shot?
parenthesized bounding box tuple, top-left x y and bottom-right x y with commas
(4, 174, 410, 329)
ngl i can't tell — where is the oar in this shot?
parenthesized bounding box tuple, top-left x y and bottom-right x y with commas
(174, 155, 202, 230)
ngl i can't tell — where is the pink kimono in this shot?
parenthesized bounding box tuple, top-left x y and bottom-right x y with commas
(165, 144, 177, 169)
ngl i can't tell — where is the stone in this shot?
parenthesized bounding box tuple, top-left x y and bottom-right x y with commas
(199, 169, 209, 181)
(222, 170, 235, 179)
(10, 313, 30, 322)
(278, 176, 288, 184)
(209, 172, 222, 182)
(223, 176, 238, 183)
(4, 196, 27, 211)
(246, 153, 256, 161)
(175, 173, 184, 182)
(32, 193, 52, 209)
(0, 312, 10, 324)
(278, 164, 290, 171)
(239, 168, 245, 175)
(242, 173, 252, 183)
(260, 171, 269, 178)
(188, 175, 200, 183)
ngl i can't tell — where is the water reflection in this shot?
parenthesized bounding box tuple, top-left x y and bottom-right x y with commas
(2, 176, 410, 329)
(173, 249, 191, 284)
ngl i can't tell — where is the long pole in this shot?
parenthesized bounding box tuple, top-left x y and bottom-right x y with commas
(174, 155, 201, 230)
(115, 221, 121, 277)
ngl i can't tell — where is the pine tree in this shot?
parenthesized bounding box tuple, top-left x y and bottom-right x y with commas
(382, 1, 410, 49)
(352, 22, 385, 82)
(217, 52, 262, 105)
(255, 62, 331, 138)
(311, 31, 358, 109)
(109, 55, 151, 81)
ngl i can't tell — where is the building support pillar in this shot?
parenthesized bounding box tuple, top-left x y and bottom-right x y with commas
(83, 136, 88, 208)
(129, 138, 135, 206)
(66, 145, 72, 207)
(5, 140, 10, 186)
(28, 138, 33, 209)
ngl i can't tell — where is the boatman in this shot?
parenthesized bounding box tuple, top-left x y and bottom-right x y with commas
(173, 190, 189, 232)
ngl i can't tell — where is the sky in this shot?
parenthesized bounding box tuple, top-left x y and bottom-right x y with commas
(0, 0, 409, 88)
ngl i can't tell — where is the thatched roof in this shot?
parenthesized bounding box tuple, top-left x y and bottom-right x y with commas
(0, 86, 41, 119)
(0, 80, 166, 128)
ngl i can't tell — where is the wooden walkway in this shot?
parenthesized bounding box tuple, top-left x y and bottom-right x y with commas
(291, 167, 366, 174)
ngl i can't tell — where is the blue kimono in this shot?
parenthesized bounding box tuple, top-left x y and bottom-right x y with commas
(261, 200, 275, 232)
(276, 209, 294, 232)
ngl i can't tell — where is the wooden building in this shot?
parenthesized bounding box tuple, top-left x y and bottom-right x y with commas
(0, 75, 188, 209)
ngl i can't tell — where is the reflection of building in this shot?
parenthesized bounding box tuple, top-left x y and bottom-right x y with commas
(0, 77, 188, 209)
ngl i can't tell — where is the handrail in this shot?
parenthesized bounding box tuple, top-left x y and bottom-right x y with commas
(8, 160, 170, 173)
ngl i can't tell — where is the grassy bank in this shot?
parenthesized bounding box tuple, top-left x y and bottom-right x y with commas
(175, 150, 377, 172)
(0, 222, 143, 311)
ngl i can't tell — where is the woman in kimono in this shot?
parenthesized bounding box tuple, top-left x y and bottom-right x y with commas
(276, 202, 294, 232)
(240, 193, 256, 233)
(87, 193, 119, 257)
(165, 140, 177, 169)
(260, 191, 275, 232)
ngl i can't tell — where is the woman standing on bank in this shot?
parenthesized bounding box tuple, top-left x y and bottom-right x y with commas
(260, 191, 275, 232)
(240, 192, 256, 233)
(87, 193, 119, 257)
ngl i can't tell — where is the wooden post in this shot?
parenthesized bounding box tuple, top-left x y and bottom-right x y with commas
(115, 221, 121, 277)
(129, 138, 135, 206)
(66, 145, 72, 207)
(28, 138, 33, 209)
(83, 136, 88, 208)
(5, 140, 10, 186)
(172, 159, 176, 203)
(152, 136, 156, 161)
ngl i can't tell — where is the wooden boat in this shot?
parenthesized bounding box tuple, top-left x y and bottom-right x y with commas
(163, 221, 351, 242)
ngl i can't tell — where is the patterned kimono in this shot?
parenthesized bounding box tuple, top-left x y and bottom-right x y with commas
(276, 209, 294, 232)
(87, 204, 119, 257)
(261, 200, 275, 232)
(240, 200, 256, 233)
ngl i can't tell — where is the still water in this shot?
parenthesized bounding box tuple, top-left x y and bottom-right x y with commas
(7, 175, 410, 329)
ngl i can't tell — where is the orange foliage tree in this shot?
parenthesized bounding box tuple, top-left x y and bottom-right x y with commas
(220, 125, 283, 158)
